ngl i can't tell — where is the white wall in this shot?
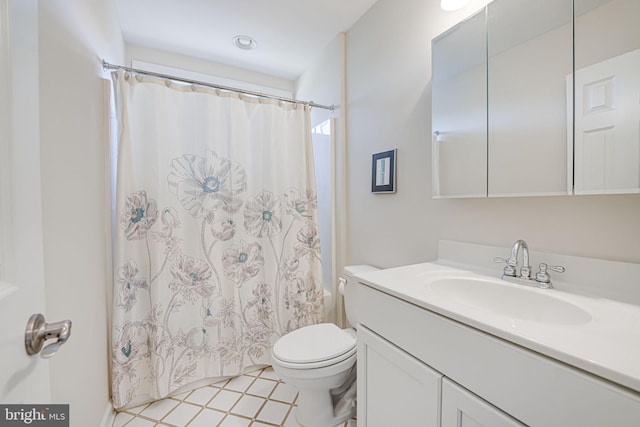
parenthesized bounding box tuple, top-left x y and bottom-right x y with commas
(38, 0, 124, 424)
(296, 35, 348, 323)
(296, 35, 344, 129)
(126, 44, 295, 96)
(344, 0, 640, 276)
(296, 35, 344, 266)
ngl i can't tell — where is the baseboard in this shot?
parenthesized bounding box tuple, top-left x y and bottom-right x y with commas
(99, 401, 115, 427)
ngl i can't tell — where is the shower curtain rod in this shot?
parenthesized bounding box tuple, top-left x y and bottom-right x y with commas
(102, 60, 335, 112)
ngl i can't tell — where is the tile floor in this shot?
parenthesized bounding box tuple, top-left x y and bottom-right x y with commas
(112, 367, 356, 427)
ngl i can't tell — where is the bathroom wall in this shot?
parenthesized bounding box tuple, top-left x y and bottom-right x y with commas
(38, 0, 124, 425)
(125, 44, 295, 95)
(296, 35, 344, 129)
(342, 0, 640, 275)
(295, 35, 344, 262)
(296, 34, 347, 323)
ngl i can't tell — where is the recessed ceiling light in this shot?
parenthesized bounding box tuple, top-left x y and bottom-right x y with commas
(233, 35, 257, 50)
(440, 0, 471, 11)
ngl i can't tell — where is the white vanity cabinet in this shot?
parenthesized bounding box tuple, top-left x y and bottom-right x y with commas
(357, 324, 523, 427)
(356, 281, 640, 427)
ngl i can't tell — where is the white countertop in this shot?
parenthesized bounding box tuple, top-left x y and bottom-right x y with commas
(356, 262, 640, 393)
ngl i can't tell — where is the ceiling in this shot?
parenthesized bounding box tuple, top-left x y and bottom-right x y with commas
(113, 0, 380, 81)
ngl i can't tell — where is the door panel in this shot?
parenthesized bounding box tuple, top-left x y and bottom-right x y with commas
(574, 49, 640, 194)
(0, 0, 50, 403)
(357, 325, 442, 427)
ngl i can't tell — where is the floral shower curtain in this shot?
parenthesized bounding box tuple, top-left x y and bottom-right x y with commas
(110, 69, 324, 409)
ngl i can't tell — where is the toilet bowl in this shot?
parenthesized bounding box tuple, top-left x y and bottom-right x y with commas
(271, 265, 379, 427)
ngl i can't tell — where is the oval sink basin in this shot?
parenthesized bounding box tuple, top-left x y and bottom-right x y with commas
(427, 277, 592, 325)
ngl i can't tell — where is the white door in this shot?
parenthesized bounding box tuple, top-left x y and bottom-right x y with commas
(573, 49, 640, 194)
(0, 0, 51, 403)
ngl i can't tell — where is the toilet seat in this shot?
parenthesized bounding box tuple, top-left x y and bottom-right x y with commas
(272, 323, 356, 370)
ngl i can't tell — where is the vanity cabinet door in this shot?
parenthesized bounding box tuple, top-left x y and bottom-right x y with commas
(357, 325, 442, 427)
(442, 379, 527, 427)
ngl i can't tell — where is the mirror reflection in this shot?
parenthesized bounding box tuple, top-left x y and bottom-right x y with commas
(432, 10, 487, 198)
(487, 0, 572, 197)
(573, 0, 640, 194)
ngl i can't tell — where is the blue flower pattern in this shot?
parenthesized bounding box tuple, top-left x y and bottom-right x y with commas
(112, 150, 323, 409)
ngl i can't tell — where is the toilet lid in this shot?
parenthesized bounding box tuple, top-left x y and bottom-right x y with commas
(272, 323, 356, 364)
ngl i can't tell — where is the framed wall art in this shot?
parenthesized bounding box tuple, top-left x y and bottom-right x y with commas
(371, 149, 396, 193)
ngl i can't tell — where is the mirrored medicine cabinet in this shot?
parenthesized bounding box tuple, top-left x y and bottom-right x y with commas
(432, 0, 640, 198)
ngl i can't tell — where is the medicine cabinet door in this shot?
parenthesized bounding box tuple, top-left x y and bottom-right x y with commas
(432, 9, 487, 198)
(487, 0, 573, 197)
(573, 0, 640, 195)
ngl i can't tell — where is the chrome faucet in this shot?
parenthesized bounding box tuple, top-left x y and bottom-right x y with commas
(494, 240, 564, 288)
(508, 239, 531, 279)
(494, 239, 531, 279)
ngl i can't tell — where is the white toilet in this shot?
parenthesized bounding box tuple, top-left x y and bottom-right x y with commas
(271, 265, 378, 427)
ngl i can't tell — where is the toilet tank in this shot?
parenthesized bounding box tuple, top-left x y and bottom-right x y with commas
(341, 265, 379, 327)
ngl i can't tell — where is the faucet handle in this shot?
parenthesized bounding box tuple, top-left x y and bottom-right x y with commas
(493, 257, 517, 276)
(546, 264, 566, 273)
(535, 263, 565, 286)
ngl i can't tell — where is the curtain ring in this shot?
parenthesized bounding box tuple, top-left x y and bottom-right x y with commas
(135, 74, 143, 83)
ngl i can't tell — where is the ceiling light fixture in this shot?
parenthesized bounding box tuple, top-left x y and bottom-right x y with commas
(233, 35, 257, 50)
(440, 0, 471, 11)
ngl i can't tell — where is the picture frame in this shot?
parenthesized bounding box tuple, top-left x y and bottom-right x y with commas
(371, 149, 396, 193)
